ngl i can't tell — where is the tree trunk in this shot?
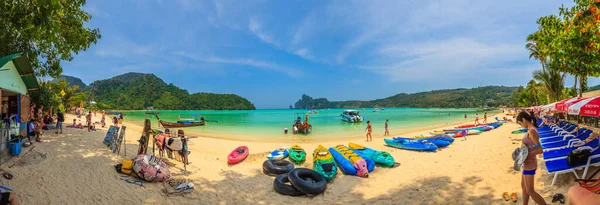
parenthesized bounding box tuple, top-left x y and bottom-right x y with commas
(573, 75, 578, 97)
(541, 61, 546, 72)
(579, 75, 585, 98)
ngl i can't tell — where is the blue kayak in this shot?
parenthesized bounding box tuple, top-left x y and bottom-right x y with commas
(393, 137, 450, 148)
(433, 134, 455, 143)
(329, 145, 374, 177)
(384, 138, 438, 152)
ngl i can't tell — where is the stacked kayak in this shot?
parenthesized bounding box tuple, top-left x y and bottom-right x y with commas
(288, 144, 306, 165)
(348, 142, 395, 167)
(384, 138, 438, 152)
(313, 145, 337, 180)
(329, 145, 374, 177)
(396, 137, 450, 148)
(267, 147, 289, 160)
(512, 128, 527, 134)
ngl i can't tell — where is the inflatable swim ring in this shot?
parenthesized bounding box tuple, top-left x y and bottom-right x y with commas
(132, 154, 171, 182)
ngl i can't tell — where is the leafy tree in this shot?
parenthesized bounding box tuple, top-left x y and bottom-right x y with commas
(532, 62, 567, 102)
(0, 0, 101, 77)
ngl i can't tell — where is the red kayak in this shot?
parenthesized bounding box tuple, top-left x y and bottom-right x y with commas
(456, 124, 477, 128)
(228, 146, 249, 164)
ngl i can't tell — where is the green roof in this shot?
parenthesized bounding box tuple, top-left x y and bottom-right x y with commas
(0, 53, 39, 92)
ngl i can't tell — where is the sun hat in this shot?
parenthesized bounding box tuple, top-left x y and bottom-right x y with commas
(512, 145, 529, 171)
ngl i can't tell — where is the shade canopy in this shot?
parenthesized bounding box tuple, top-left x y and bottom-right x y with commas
(0, 53, 39, 94)
(567, 96, 600, 116)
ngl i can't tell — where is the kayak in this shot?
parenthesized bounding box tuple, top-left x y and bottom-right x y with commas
(395, 137, 450, 148)
(512, 128, 527, 134)
(467, 130, 481, 135)
(227, 146, 249, 164)
(348, 142, 395, 167)
(288, 144, 306, 165)
(267, 147, 289, 160)
(456, 124, 477, 128)
(313, 145, 337, 180)
(329, 145, 374, 177)
(384, 138, 438, 152)
(433, 134, 455, 143)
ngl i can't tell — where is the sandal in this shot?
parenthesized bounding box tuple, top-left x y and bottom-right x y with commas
(502, 192, 510, 201)
(510, 193, 517, 202)
(2, 172, 13, 180)
(552, 194, 565, 204)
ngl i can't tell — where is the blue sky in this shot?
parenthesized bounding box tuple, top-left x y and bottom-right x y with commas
(61, 0, 597, 108)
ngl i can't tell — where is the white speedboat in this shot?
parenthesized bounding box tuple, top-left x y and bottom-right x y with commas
(373, 108, 380, 112)
(340, 110, 364, 123)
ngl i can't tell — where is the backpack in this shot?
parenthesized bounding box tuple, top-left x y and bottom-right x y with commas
(567, 149, 591, 166)
(115, 160, 135, 175)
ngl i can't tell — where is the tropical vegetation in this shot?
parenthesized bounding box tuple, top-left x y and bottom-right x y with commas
(294, 86, 518, 109)
(517, 0, 600, 107)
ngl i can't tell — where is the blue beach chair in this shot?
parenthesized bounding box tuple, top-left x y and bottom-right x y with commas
(541, 129, 592, 145)
(543, 138, 599, 160)
(545, 147, 600, 186)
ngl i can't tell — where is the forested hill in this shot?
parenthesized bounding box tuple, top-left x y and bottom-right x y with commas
(294, 86, 518, 109)
(55, 75, 87, 89)
(85, 72, 256, 110)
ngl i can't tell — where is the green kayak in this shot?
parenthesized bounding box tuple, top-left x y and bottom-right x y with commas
(289, 144, 306, 164)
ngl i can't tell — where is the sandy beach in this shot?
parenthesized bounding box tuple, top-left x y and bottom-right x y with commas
(0, 113, 580, 205)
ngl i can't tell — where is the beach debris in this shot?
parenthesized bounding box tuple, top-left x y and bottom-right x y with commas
(161, 178, 195, 197)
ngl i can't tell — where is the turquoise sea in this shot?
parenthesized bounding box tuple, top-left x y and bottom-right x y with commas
(120, 108, 495, 141)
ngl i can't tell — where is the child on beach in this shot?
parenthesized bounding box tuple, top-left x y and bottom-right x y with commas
(384, 119, 389, 136)
(86, 111, 92, 132)
(364, 121, 372, 141)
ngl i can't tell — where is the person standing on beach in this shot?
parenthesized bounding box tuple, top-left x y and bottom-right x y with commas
(516, 112, 547, 205)
(364, 121, 372, 141)
(101, 110, 106, 128)
(118, 113, 124, 124)
(384, 119, 390, 136)
(464, 114, 467, 119)
(483, 113, 487, 124)
(86, 111, 92, 132)
(474, 113, 480, 125)
(56, 109, 64, 134)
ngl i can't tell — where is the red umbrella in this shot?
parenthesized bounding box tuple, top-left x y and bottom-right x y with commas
(561, 97, 587, 112)
(555, 97, 581, 112)
(579, 97, 600, 117)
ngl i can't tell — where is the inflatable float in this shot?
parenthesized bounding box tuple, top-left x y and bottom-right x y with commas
(348, 142, 395, 167)
(289, 144, 306, 165)
(384, 138, 438, 152)
(263, 160, 294, 176)
(329, 145, 373, 177)
(132, 154, 171, 182)
(228, 146, 249, 164)
(267, 147, 289, 160)
(287, 168, 327, 195)
(313, 145, 337, 180)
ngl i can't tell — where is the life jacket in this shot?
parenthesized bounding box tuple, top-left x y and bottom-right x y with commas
(116, 160, 135, 175)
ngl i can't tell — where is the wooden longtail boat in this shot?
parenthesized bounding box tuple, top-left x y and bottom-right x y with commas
(154, 114, 205, 128)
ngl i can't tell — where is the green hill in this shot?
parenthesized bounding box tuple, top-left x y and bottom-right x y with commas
(294, 86, 518, 109)
(85, 72, 256, 110)
(54, 75, 87, 90)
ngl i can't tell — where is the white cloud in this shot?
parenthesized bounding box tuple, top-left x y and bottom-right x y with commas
(174, 52, 303, 77)
(248, 17, 280, 48)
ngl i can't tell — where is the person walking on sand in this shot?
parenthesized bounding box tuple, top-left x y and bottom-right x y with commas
(464, 114, 467, 119)
(364, 121, 372, 141)
(384, 119, 390, 136)
(56, 109, 64, 134)
(101, 110, 106, 128)
(86, 111, 92, 132)
(474, 113, 480, 125)
(516, 112, 547, 205)
(483, 113, 487, 124)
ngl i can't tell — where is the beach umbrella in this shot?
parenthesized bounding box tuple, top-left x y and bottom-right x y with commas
(560, 97, 587, 112)
(555, 97, 581, 112)
(567, 96, 600, 116)
(543, 102, 558, 112)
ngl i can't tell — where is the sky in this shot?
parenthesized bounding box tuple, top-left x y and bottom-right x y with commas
(61, 0, 599, 108)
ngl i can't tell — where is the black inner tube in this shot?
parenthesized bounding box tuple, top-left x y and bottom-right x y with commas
(263, 160, 294, 176)
(273, 173, 305, 196)
(288, 168, 327, 195)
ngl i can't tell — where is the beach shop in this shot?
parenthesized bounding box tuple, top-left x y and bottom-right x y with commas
(0, 53, 39, 153)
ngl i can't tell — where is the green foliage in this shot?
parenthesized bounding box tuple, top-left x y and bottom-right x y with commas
(0, 0, 101, 77)
(295, 86, 517, 109)
(29, 81, 60, 112)
(29, 79, 86, 113)
(532, 63, 567, 102)
(54, 75, 87, 89)
(512, 81, 548, 107)
(85, 72, 256, 110)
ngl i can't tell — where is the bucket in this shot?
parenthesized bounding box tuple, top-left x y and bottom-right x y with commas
(10, 141, 22, 155)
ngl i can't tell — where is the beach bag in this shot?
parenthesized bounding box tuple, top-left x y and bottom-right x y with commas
(121, 160, 134, 175)
(567, 149, 591, 166)
(577, 168, 600, 194)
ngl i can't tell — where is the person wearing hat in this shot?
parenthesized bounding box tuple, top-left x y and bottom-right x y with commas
(515, 111, 547, 205)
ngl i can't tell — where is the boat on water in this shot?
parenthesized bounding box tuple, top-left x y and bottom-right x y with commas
(340, 110, 364, 123)
(154, 114, 205, 128)
(309, 109, 319, 114)
(293, 116, 312, 134)
(373, 108, 380, 112)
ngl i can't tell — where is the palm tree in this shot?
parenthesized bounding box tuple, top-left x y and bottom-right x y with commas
(532, 62, 567, 102)
(526, 32, 547, 72)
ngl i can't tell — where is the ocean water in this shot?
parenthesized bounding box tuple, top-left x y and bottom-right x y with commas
(119, 108, 494, 141)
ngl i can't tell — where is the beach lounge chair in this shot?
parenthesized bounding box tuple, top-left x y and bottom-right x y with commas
(543, 138, 599, 160)
(541, 129, 591, 145)
(539, 121, 568, 132)
(545, 147, 600, 186)
(540, 123, 574, 133)
(540, 125, 577, 138)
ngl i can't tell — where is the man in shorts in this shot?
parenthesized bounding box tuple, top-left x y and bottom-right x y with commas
(56, 109, 64, 134)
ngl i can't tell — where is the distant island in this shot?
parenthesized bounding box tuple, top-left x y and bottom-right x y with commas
(58, 72, 256, 110)
(294, 86, 518, 109)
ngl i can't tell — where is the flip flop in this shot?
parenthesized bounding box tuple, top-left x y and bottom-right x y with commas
(502, 192, 510, 201)
(2, 172, 12, 180)
(510, 193, 518, 202)
(552, 193, 565, 204)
